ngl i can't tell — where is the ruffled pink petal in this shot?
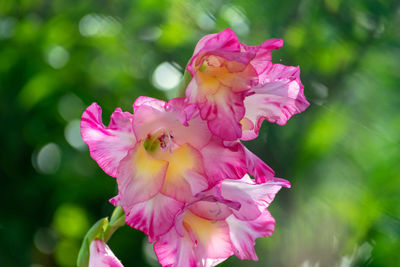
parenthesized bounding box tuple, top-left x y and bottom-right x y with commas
(226, 209, 275, 260)
(111, 193, 184, 242)
(185, 83, 238, 141)
(187, 28, 240, 76)
(154, 227, 197, 267)
(184, 210, 233, 261)
(239, 38, 283, 75)
(241, 144, 275, 183)
(166, 97, 193, 126)
(155, 208, 234, 267)
(203, 258, 227, 267)
(200, 138, 247, 185)
(132, 98, 171, 141)
(242, 63, 309, 140)
(133, 97, 211, 150)
(192, 184, 241, 215)
(200, 87, 246, 141)
(188, 200, 233, 221)
(115, 143, 168, 205)
(133, 96, 165, 113)
(194, 28, 240, 54)
(160, 144, 208, 203)
(220, 175, 290, 221)
(185, 170, 210, 197)
(81, 103, 136, 177)
(89, 239, 123, 267)
(168, 99, 213, 150)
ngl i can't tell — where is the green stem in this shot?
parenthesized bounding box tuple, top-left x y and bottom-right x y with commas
(77, 206, 126, 267)
(175, 70, 192, 98)
(104, 206, 126, 242)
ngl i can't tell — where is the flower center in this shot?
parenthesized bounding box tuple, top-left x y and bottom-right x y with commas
(196, 54, 256, 95)
(143, 131, 174, 153)
(196, 56, 228, 94)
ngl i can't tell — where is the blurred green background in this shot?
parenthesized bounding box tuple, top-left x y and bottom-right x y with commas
(1, 0, 400, 266)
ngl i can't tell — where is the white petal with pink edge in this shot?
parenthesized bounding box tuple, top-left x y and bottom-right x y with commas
(154, 227, 197, 267)
(239, 38, 283, 75)
(89, 239, 123, 267)
(155, 210, 233, 267)
(241, 63, 309, 140)
(200, 138, 247, 185)
(81, 103, 136, 177)
(160, 144, 208, 203)
(113, 193, 184, 242)
(241, 144, 275, 183)
(220, 174, 290, 221)
(203, 87, 245, 141)
(116, 143, 168, 205)
(226, 208, 275, 260)
(188, 200, 233, 221)
(182, 210, 233, 261)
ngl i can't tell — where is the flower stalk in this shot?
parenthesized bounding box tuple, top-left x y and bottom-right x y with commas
(77, 206, 125, 267)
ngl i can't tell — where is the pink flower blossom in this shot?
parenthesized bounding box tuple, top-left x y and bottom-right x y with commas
(80, 27, 305, 267)
(81, 97, 273, 242)
(185, 28, 309, 141)
(154, 175, 290, 266)
(89, 239, 123, 267)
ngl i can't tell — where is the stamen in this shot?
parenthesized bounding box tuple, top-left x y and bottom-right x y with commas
(199, 61, 208, 72)
(144, 131, 174, 153)
(158, 133, 168, 149)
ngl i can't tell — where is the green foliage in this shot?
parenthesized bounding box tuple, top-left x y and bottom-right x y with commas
(1, 0, 400, 266)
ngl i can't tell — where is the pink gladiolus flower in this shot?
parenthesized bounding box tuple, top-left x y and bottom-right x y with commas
(79, 27, 305, 267)
(154, 175, 290, 267)
(185, 28, 309, 141)
(81, 97, 272, 241)
(89, 239, 123, 267)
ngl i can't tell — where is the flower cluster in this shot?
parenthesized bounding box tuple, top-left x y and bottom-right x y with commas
(80, 28, 309, 266)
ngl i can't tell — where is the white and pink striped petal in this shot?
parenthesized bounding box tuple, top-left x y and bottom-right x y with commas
(241, 145, 275, 183)
(154, 227, 197, 267)
(200, 138, 247, 185)
(241, 63, 310, 140)
(226, 208, 275, 260)
(81, 103, 136, 177)
(111, 193, 184, 242)
(89, 239, 123, 267)
(115, 143, 168, 205)
(154, 210, 233, 267)
(220, 175, 290, 221)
